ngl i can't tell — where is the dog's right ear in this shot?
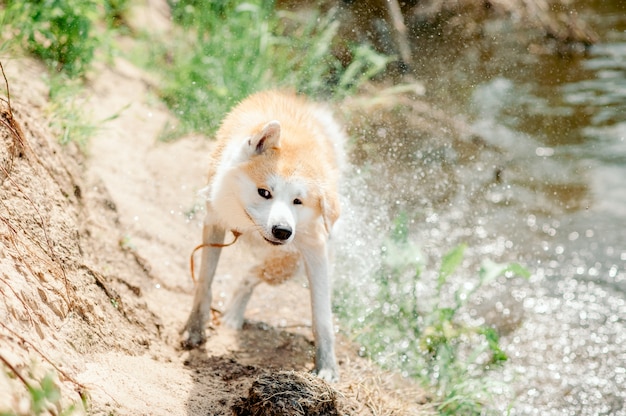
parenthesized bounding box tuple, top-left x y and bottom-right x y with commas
(320, 192, 340, 236)
(248, 120, 281, 155)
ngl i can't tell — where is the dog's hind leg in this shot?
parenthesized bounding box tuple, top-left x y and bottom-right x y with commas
(222, 251, 300, 329)
(222, 275, 260, 330)
(181, 217, 225, 349)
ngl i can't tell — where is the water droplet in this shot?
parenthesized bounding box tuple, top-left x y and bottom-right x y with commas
(535, 147, 555, 157)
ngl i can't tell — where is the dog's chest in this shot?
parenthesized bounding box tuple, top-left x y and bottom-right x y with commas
(236, 232, 303, 285)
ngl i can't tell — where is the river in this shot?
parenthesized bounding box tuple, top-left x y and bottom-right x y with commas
(336, 1, 625, 414)
(464, 3, 625, 414)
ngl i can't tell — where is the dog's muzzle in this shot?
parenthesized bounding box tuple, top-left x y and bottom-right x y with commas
(272, 224, 292, 241)
(263, 224, 292, 245)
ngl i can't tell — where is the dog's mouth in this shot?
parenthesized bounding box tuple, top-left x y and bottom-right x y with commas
(263, 236, 285, 246)
(245, 210, 291, 246)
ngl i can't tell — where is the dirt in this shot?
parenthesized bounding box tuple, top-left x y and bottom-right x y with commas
(0, 31, 431, 416)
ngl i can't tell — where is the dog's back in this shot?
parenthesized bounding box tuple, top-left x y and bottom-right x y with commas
(210, 91, 344, 183)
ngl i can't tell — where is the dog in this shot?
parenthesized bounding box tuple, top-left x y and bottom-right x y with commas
(181, 91, 344, 382)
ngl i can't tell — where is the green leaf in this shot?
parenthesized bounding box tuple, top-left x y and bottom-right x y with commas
(438, 244, 466, 288)
(480, 327, 508, 364)
(438, 307, 455, 322)
(479, 259, 531, 284)
(391, 212, 409, 244)
(505, 262, 531, 279)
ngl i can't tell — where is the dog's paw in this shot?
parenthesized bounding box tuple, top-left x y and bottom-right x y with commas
(314, 367, 339, 383)
(180, 327, 206, 350)
(221, 309, 245, 330)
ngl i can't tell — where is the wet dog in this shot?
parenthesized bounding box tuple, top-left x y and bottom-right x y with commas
(181, 91, 344, 381)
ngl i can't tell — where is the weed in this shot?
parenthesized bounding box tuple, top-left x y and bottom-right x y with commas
(1, 0, 131, 146)
(42, 73, 128, 147)
(118, 235, 135, 251)
(103, 0, 131, 28)
(2, 0, 98, 77)
(45, 75, 96, 146)
(0, 359, 86, 416)
(335, 43, 391, 98)
(334, 214, 530, 414)
(1, 0, 130, 78)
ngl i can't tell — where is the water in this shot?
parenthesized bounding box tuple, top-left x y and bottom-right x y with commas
(476, 9, 626, 412)
(337, 1, 626, 413)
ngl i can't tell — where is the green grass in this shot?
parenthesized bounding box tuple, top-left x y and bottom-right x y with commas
(143, 0, 390, 139)
(1, 0, 129, 78)
(334, 214, 530, 414)
(2, 0, 98, 77)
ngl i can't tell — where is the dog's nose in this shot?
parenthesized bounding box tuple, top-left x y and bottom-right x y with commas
(272, 225, 292, 241)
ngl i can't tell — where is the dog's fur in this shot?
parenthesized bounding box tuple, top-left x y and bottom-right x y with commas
(181, 91, 344, 381)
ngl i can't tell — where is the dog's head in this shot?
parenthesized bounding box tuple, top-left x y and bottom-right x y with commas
(211, 120, 339, 246)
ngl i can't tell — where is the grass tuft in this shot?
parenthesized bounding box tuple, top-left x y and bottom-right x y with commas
(1, 0, 131, 78)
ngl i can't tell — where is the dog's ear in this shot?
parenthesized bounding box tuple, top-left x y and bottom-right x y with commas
(249, 120, 281, 155)
(320, 192, 340, 235)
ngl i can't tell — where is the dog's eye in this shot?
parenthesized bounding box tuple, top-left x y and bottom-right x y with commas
(258, 188, 272, 199)
(293, 198, 302, 205)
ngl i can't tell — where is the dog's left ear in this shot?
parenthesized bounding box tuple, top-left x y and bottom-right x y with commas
(320, 193, 340, 235)
(249, 120, 281, 155)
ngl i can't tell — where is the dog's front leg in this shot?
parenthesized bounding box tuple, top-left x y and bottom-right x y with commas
(181, 219, 225, 349)
(302, 243, 339, 382)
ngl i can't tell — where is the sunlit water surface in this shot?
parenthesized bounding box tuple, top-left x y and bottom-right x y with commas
(336, 1, 625, 414)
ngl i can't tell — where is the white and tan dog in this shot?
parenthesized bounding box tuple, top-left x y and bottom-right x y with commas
(181, 91, 344, 381)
